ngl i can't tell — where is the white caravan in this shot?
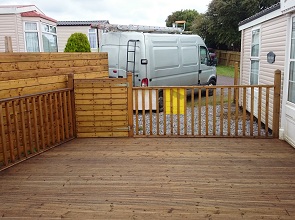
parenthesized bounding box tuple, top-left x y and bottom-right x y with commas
(97, 24, 217, 88)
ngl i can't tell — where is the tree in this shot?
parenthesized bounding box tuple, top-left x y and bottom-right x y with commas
(165, 9, 200, 31)
(64, 33, 91, 52)
(191, 0, 280, 50)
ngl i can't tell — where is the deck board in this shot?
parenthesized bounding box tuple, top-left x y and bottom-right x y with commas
(0, 138, 295, 219)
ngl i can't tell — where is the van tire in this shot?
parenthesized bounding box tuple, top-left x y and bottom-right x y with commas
(208, 79, 216, 96)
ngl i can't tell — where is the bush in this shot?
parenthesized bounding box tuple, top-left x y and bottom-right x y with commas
(64, 33, 91, 52)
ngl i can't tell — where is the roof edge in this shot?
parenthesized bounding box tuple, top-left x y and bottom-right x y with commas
(239, 2, 281, 26)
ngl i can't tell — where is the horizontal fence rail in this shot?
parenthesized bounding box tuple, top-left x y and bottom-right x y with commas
(0, 88, 75, 170)
(132, 85, 276, 138)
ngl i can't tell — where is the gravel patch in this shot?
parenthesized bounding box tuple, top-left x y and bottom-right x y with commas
(133, 104, 271, 137)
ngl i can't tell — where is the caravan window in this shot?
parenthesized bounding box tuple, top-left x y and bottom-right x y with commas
(200, 46, 209, 65)
(250, 28, 260, 85)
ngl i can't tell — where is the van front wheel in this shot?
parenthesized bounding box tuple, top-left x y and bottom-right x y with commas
(208, 79, 216, 96)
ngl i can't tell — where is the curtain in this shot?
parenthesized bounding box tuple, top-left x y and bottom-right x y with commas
(25, 32, 39, 52)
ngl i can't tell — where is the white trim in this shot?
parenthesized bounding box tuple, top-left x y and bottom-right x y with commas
(281, 0, 295, 14)
(239, 29, 244, 87)
(250, 27, 261, 85)
(23, 21, 41, 52)
(88, 28, 98, 49)
(281, 13, 293, 140)
(239, 9, 281, 31)
(284, 134, 295, 148)
(0, 5, 43, 15)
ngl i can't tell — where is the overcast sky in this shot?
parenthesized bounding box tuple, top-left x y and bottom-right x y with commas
(1, 0, 212, 26)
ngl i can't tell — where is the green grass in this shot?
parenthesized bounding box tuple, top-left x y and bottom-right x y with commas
(216, 65, 235, 78)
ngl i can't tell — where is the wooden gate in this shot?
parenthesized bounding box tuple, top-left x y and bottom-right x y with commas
(74, 76, 133, 137)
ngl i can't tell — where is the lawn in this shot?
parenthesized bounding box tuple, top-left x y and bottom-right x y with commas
(216, 65, 235, 78)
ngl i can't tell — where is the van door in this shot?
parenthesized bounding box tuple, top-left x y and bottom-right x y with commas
(199, 46, 214, 85)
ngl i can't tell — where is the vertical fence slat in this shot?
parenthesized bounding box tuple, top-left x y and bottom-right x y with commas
(32, 97, 40, 152)
(198, 88, 202, 136)
(177, 88, 180, 135)
(227, 88, 231, 136)
(5, 102, 15, 162)
(67, 91, 74, 138)
(265, 88, 270, 137)
(184, 89, 187, 135)
(44, 94, 50, 146)
(205, 89, 209, 136)
(19, 99, 28, 157)
(62, 92, 69, 139)
(58, 93, 65, 141)
(149, 89, 153, 135)
(67, 74, 75, 138)
(0, 103, 8, 166)
(250, 87, 254, 136)
(235, 87, 239, 136)
(213, 89, 216, 136)
(54, 93, 60, 143)
(127, 73, 134, 137)
(272, 70, 281, 138)
(26, 98, 34, 154)
(12, 100, 21, 159)
(163, 89, 167, 135)
(191, 89, 194, 135)
(142, 89, 146, 135)
(170, 89, 173, 135)
(258, 87, 262, 136)
(243, 87, 247, 136)
(49, 93, 55, 144)
(156, 90, 159, 135)
(38, 96, 46, 149)
(220, 88, 224, 136)
(135, 90, 139, 135)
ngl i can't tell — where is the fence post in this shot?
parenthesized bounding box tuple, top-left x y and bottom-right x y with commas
(5, 36, 13, 52)
(226, 52, 231, 66)
(234, 62, 239, 103)
(127, 72, 134, 137)
(67, 74, 76, 137)
(272, 69, 281, 138)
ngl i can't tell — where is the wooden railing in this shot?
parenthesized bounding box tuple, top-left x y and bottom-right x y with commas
(0, 75, 75, 170)
(131, 71, 281, 138)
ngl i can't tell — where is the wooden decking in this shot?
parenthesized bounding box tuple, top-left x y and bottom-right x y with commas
(0, 138, 295, 219)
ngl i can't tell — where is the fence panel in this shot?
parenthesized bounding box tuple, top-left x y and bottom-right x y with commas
(0, 87, 75, 170)
(75, 77, 130, 137)
(132, 85, 276, 138)
(216, 50, 240, 67)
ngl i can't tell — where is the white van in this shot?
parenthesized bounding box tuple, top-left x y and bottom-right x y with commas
(99, 27, 217, 88)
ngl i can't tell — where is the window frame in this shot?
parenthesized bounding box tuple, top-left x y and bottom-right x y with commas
(24, 21, 41, 52)
(250, 27, 261, 85)
(41, 23, 58, 52)
(199, 46, 210, 66)
(287, 16, 295, 104)
(88, 28, 98, 50)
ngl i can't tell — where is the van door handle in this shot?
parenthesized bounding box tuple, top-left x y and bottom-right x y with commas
(199, 70, 202, 74)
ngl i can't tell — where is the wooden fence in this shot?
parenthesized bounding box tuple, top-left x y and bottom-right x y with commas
(0, 85, 75, 169)
(0, 52, 108, 170)
(0, 52, 108, 98)
(131, 70, 281, 138)
(216, 50, 240, 67)
(74, 77, 132, 137)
